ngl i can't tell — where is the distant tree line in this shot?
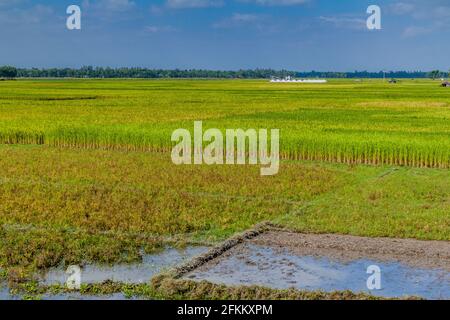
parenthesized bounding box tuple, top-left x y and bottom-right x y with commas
(427, 70, 447, 80)
(296, 70, 449, 79)
(0, 66, 18, 79)
(15, 67, 296, 79)
(1, 66, 449, 79)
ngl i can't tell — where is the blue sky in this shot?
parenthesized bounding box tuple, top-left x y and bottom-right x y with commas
(0, 0, 449, 71)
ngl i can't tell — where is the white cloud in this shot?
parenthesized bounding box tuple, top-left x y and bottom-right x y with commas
(239, 0, 309, 5)
(433, 5, 450, 18)
(389, 1, 450, 35)
(389, 2, 415, 15)
(0, 0, 22, 8)
(213, 13, 265, 28)
(101, 0, 136, 11)
(150, 5, 165, 15)
(402, 26, 432, 38)
(390, 0, 450, 21)
(212, 12, 281, 33)
(166, 0, 224, 9)
(319, 15, 366, 30)
(230, 13, 261, 23)
(82, 0, 136, 12)
(0, 4, 55, 25)
(81, 0, 137, 22)
(144, 25, 176, 33)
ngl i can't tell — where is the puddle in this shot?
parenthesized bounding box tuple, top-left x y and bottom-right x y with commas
(1, 246, 209, 300)
(43, 246, 209, 285)
(185, 244, 450, 300)
(0, 286, 15, 300)
(0, 285, 136, 300)
(41, 292, 139, 300)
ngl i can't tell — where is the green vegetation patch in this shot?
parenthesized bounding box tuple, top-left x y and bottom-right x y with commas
(0, 79, 449, 167)
(278, 165, 450, 240)
(0, 145, 341, 279)
(0, 145, 448, 282)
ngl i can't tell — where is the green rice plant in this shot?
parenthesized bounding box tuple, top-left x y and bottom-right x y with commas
(0, 78, 448, 168)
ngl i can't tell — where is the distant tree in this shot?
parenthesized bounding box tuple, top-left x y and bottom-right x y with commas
(428, 70, 442, 80)
(0, 66, 18, 79)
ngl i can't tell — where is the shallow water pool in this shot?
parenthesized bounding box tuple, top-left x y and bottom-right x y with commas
(185, 244, 450, 300)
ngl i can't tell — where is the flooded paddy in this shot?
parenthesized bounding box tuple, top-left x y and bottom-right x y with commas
(0, 288, 134, 300)
(0, 246, 209, 300)
(0, 286, 15, 300)
(183, 231, 450, 300)
(1, 230, 449, 300)
(42, 246, 209, 286)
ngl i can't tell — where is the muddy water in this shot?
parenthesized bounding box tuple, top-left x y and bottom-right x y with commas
(0, 246, 209, 300)
(185, 244, 450, 300)
(43, 246, 209, 285)
(41, 293, 137, 300)
(0, 286, 15, 300)
(0, 287, 133, 300)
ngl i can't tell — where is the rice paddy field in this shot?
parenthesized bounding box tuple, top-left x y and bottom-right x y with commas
(0, 78, 449, 298)
(1, 79, 449, 167)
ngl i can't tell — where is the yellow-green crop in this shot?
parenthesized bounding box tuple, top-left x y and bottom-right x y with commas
(0, 78, 449, 168)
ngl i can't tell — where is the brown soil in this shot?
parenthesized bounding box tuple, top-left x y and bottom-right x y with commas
(170, 225, 449, 300)
(239, 230, 450, 271)
(175, 226, 450, 275)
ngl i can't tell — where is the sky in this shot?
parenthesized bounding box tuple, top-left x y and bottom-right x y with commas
(0, 0, 449, 71)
